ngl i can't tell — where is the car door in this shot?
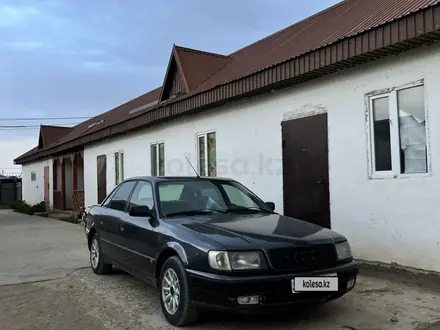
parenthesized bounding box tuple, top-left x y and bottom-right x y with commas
(119, 180, 158, 281)
(94, 185, 120, 258)
(103, 180, 137, 267)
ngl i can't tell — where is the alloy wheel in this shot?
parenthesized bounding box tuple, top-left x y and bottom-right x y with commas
(161, 268, 180, 315)
(90, 238, 99, 269)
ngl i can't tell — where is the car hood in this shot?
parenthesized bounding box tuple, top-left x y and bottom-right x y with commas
(181, 213, 346, 249)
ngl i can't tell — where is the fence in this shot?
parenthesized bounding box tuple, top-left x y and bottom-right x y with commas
(0, 170, 22, 178)
(0, 179, 22, 208)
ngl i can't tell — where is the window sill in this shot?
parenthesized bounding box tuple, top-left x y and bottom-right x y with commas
(399, 172, 430, 179)
(369, 172, 430, 180)
(369, 173, 396, 180)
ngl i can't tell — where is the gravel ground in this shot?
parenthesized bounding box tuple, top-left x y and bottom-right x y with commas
(1, 211, 440, 330)
(2, 267, 440, 330)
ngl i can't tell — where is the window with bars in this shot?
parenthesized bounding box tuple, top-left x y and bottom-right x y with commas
(367, 82, 428, 178)
(151, 142, 165, 176)
(115, 151, 124, 185)
(197, 131, 216, 177)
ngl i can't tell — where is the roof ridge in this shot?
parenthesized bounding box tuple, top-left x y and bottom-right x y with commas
(174, 45, 230, 59)
(229, 0, 349, 57)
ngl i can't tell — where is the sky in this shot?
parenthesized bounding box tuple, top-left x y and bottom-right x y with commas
(0, 0, 338, 174)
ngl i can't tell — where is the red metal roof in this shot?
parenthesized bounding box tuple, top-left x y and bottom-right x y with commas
(159, 45, 231, 101)
(15, 146, 39, 161)
(40, 125, 72, 147)
(14, 0, 440, 164)
(195, 0, 440, 92)
(174, 46, 231, 91)
(46, 87, 162, 149)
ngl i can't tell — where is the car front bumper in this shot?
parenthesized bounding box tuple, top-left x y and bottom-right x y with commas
(186, 260, 359, 312)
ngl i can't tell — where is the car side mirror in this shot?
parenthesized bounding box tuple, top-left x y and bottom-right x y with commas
(265, 202, 275, 211)
(129, 205, 154, 217)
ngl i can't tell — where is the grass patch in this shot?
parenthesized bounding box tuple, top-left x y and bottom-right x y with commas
(11, 200, 46, 215)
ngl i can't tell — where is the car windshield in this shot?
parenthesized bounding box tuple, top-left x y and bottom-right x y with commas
(156, 179, 272, 218)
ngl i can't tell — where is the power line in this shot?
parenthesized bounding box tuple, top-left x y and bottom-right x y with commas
(0, 122, 82, 131)
(0, 122, 80, 128)
(0, 128, 41, 130)
(0, 116, 91, 121)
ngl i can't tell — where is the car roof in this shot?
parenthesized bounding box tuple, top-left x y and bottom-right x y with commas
(122, 176, 235, 184)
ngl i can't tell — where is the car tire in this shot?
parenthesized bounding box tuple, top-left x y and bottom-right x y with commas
(159, 256, 198, 326)
(90, 233, 112, 275)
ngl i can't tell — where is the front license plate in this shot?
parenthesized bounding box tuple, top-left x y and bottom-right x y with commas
(292, 277, 339, 293)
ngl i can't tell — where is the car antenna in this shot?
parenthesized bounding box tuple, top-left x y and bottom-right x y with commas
(185, 156, 200, 178)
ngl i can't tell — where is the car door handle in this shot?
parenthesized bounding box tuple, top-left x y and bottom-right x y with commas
(120, 225, 124, 232)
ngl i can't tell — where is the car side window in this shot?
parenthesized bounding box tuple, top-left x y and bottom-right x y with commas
(222, 184, 259, 208)
(102, 186, 119, 207)
(128, 181, 155, 210)
(108, 181, 137, 212)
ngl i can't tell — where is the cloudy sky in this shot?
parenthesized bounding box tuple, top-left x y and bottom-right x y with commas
(0, 0, 338, 174)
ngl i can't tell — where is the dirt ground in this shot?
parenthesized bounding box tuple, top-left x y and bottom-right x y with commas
(1, 268, 440, 330)
(1, 211, 440, 330)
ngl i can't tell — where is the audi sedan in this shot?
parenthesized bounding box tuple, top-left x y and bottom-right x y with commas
(84, 176, 358, 326)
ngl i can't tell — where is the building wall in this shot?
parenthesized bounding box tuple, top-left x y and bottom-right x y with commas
(84, 42, 440, 272)
(21, 158, 53, 207)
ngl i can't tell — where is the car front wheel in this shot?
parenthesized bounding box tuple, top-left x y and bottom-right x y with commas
(90, 233, 112, 275)
(159, 256, 198, 326)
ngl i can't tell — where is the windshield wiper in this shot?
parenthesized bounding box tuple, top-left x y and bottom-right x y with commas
(165, 209, 228, 217)
(226, 206, 272, 214)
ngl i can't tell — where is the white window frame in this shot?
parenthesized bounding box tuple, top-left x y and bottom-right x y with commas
(150, 141, 165, 176)
(365, 79, 430, 180)
(196, 130, 216, 177)
(114, 150, 124, 185)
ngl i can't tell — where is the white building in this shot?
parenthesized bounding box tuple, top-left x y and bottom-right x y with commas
(15, 0, 440, 272)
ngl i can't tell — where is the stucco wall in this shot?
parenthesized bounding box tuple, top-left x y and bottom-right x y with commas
(84, 42, 440, 272)
(21, 158, 53, 207)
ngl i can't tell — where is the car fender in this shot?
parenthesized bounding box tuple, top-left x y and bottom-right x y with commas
(153, 241, 189, 286)
(85, 215, 100, 249)
(161, 241, 189, 265)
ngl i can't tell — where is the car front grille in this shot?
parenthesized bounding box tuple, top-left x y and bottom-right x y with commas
(268, 244, 338, 271)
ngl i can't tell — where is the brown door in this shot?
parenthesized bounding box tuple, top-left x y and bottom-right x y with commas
(281, 113, 331, 228)
(43, 166, 49, 210)
(97, 155, 107, 204)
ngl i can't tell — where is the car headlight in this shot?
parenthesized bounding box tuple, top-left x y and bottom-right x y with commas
(230, 251, 263, 270)
(208, 251, 266, 271)
(336, 241, 353, 260)
(208, 251, 231, 271)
